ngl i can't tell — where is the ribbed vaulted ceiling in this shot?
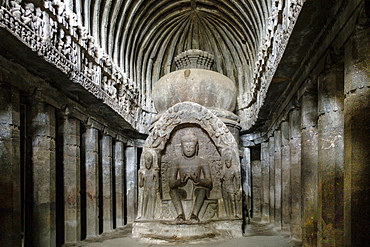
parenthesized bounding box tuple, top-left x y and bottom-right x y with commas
(72, 0, 271, 111)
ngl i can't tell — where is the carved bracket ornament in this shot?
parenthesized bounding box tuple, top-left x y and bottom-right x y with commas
(0, 1, 150, 130)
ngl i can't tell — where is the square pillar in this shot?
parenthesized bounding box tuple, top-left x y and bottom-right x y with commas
(125, 146, 138, 223)
(317, 60, 344, 246)
(268, 136, 275, 223)
(0, 85, 21, 247)
(261, 141, 270, 222)
(289, 107, 302, 240)
(27, 102, 56, 247)
(241, 147, 251, 222)
(281, 120, 291, 232)
(344, 24, 370, 246)
(84, 125, 99, 238)
(274, 129, 282, 228)
(58, 114, 81, 243)
(101, 133, 113, 233)
(301, 81, 318, 247)
(114, 140, 125, 228)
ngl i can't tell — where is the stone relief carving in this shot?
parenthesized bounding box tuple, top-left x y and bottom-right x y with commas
(168, 130, 213, 223)
(139, 102, 242, 223)
(0, 1, 148, 131)
(137, 149, 160, 220)
(239, 0, 304, 130)
(220, 148, 242, 218)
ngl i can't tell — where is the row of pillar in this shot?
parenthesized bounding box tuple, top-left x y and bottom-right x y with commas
(0, 87, 140, 247)
(242, 25, 369, 246)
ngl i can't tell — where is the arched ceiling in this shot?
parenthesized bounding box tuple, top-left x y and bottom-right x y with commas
(71, 0, 271, 110)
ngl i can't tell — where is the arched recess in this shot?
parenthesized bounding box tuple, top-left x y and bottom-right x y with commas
(140, 102, 242, 220)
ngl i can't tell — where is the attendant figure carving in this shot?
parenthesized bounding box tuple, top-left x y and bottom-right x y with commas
(138, 150, 159, 219)
(169, 130, 212, 223)
(221, 148, 238, 217)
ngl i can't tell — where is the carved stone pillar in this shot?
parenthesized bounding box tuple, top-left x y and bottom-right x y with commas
(281, 120, 291, 232)
(114, 139, 125, 228)
(0, 85, 21, 247)
(101, 132, 113, 233)
(317, 60, 344, 247)
(268, 136, 275, 223)
(83, 124, 99, 238)
(125, 146, 138, 223)
(274, 129, 282, 229)
(301, 80, 318, 247)
(241, 146, 251, 222)
(27, 102, 56, 247)
(261, 141, 270, 222)
(289, 107, 302, 240)
(251, 151, 261, 218)
(344, 23, 370, 246)
(58, 113, 81, 243)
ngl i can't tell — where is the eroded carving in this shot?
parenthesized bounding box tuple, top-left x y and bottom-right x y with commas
(169, 130, 213, 223)
(137, 150, 160, 220)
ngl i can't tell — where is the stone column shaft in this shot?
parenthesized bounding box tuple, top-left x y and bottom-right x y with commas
(125, 146, 138, 223)
(281, 121, 291, 232)
(261, 141, 270, 222)
(269, 136, 275, 223)
(344, 24, 370, 246)
(251, 157, 261, 218)
(241, 147, 251, 221)
(317, 61, 344, 246)
(101, 134, 113, 233)
(27, 102, 56, 247)
(0, 85, 21, 247)
(84, 126, 99, 238)
(301, 82, 318, 247)
(274, 129, 282, 228)
(289, 108, 302, 240)
(59, 115, 81, 243)
(115, 141, 125, 228)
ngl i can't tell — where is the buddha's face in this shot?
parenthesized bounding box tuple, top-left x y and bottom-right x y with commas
(182, 141, 197, 157)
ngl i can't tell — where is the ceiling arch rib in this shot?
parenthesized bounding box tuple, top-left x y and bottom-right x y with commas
(74, 0, 271, 114)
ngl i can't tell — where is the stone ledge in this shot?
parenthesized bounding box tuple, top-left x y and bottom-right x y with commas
(132, 220, 243, 244)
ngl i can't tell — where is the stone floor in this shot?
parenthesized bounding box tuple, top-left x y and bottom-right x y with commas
(75, 220, 302, 247)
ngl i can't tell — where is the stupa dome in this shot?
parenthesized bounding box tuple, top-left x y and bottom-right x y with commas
(152, 50, 237, 114)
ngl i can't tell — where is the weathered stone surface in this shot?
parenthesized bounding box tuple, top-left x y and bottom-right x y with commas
(317, 62, 344, 247)
(0, 85, 21, 247)
(344, 25, 370, 246)
(268, 136, 275, 223)
(84, 126, 99, 238)
(301, 82, 318, 247)
(126, 146, 138, 223)
(289, 108, 302, 240)
(241, 147, 252, 222)
(152, 68, 237, 114)
(101, 134, 113, 233)
(134, 102, 243, 242)
(27, 102, 56, 247)
(115, 141, 125, 228)
(281, 121, 291, 232)
(251, 159, 261, 218)
(274, 129, 282, 229)
(261, 141, 270, 223)
(58, 115, 81, 243)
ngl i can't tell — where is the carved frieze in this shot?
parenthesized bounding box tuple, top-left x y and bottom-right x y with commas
(0, 2, 148, 130)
